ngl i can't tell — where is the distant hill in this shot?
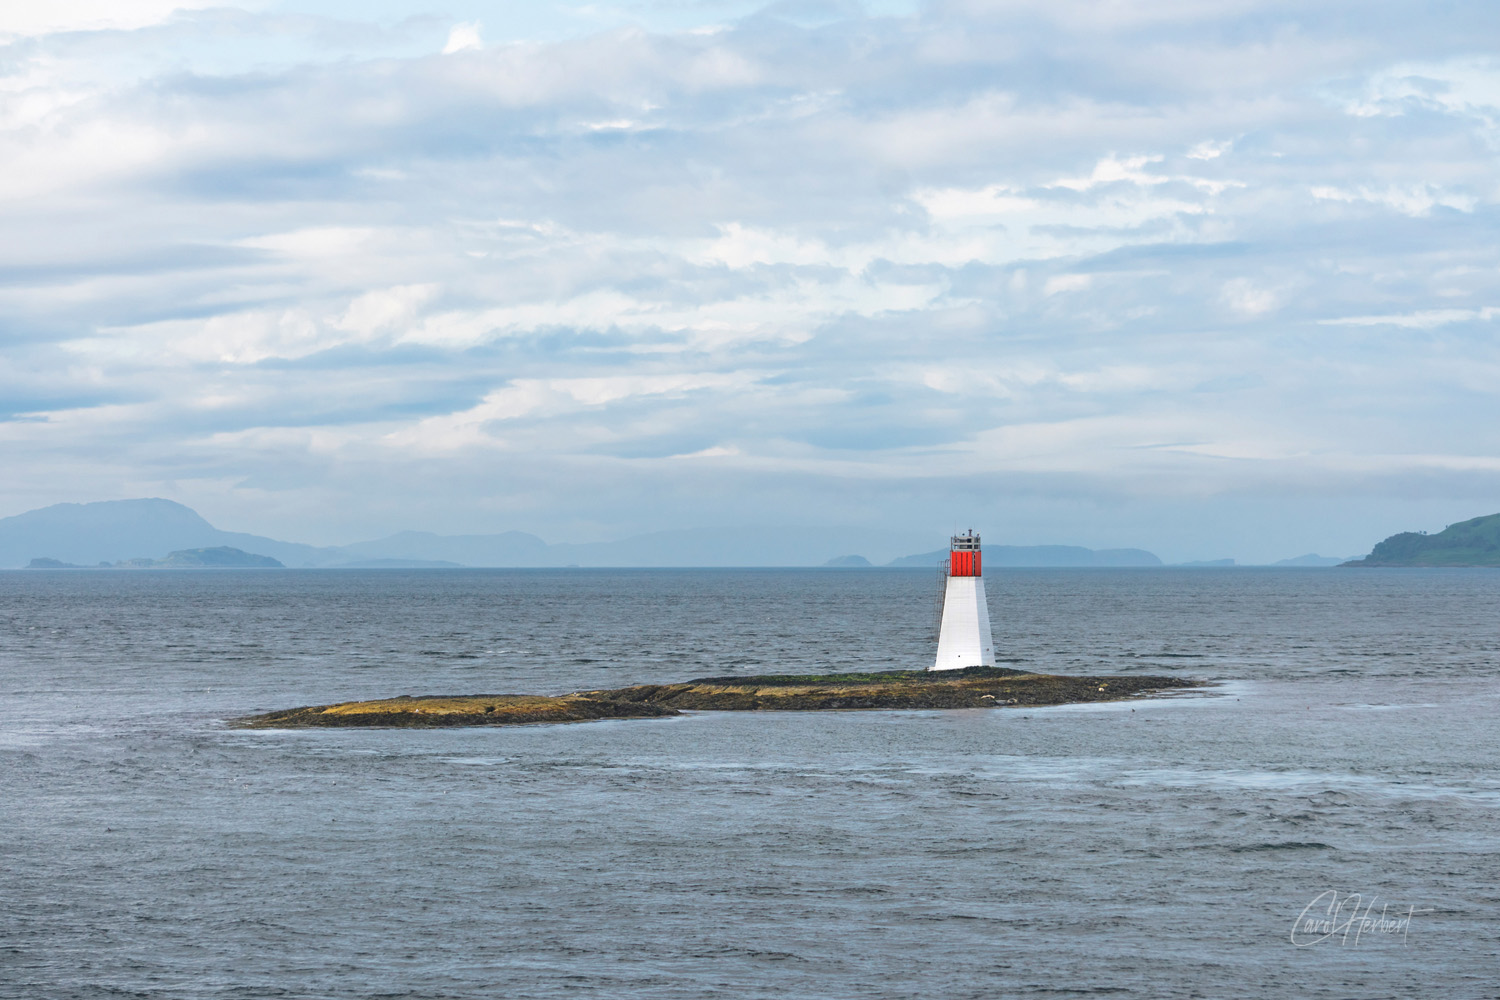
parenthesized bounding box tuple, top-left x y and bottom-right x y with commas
(824, 555, 872, 567)
(1, 498, 1183, 569)
(887, 545, 1162, 568)
(155, 547, 283, 568)
(1272, 554, 1349, 567)
(0, 499, 937, 568)
(1344, 513, 1500, 567)
(0, 499, 342, 568)
(339, 526, 933, 566)
(338, 531, 548, 566)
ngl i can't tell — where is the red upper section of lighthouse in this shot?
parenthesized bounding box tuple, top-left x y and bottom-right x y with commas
(949, 531, 982, 577)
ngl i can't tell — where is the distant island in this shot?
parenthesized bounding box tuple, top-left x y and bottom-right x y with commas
(238, 667, 1202, 728)
(27, 546, 283, 569)
(1271, 554, 1350, 567)
(1344, 513, 1500, 567)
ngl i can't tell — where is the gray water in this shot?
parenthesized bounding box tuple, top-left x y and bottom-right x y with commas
(1, 568, 1497, 999)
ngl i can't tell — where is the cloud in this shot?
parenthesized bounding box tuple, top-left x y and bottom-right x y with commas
(0, 1, 221, 37)
(1310, 184, 1477, 216)
(1319, 307, 1500, 329)
(1341, 57, 1500, 124)
(442, 22, 483, 54)
(0, 0, 1498, 559)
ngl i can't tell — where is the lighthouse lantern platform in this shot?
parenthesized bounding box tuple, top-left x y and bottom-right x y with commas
(931, 530, 995, 670)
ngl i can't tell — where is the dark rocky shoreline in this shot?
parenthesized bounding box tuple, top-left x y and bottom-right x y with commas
(237, 667, 1202, 728)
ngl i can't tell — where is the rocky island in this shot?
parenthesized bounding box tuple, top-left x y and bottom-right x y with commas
(238, 666, 1202, 728)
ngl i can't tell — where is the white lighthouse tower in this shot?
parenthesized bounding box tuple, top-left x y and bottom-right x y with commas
(931, 530, 995, 670)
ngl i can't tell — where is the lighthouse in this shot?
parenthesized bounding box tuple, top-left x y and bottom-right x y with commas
(931, 530, 995, 670)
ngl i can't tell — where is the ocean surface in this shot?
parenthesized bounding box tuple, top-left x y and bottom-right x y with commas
(1, 567, 1497, 999)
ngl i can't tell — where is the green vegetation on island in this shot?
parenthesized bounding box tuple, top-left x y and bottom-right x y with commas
(237, 666, 1202, 728)
(1344, 513, 1500, 567)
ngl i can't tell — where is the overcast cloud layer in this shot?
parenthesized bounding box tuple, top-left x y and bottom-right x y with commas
(2, 0, 1498, 561)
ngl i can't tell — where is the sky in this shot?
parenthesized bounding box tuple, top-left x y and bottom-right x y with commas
(1, 0, 1498, 562)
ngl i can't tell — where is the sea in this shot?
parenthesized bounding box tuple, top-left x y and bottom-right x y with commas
(1, 567, 1496, 999)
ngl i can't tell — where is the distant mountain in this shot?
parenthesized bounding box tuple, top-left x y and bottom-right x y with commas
(887, 545, 1162, 568)
(0, 499, 937, 568)
(824, 555, 872, 567)
(0, 499, 344, 568)
(338, 530, 549, 566)
(1272, 554, 1349, 567)
(541, 527, 931, 567)
(346, 526, 932, 566)
(1, 498, 1186, 569)
(1344, 513, 1500, 567)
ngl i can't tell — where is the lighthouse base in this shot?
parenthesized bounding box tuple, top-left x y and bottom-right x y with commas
(931, 575, 995, 670)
